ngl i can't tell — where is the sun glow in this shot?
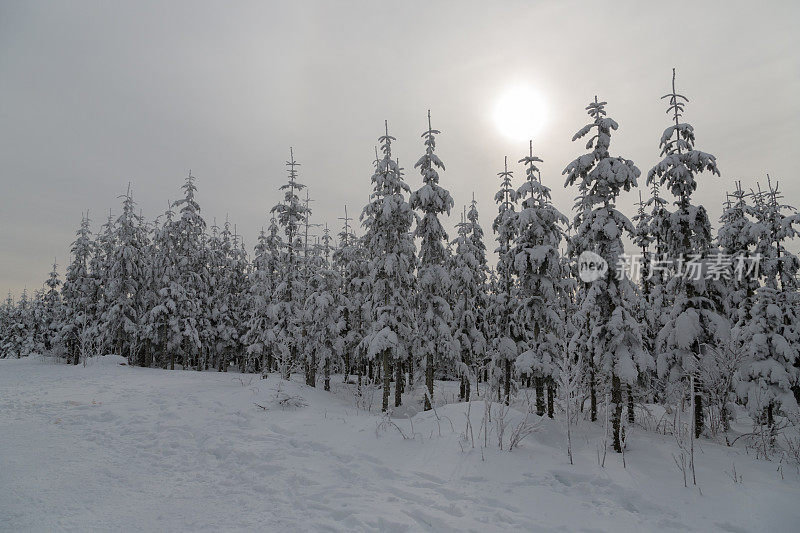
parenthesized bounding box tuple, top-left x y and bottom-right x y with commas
(494, 86, 548, 141)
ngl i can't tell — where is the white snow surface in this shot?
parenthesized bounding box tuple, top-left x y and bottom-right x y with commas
(2, 355, 799, 532)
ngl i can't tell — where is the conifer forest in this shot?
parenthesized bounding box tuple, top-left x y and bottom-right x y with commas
(2, 2, 799, 531)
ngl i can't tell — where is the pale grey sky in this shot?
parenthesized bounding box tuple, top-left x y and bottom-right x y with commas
(1, 0, 798, 296)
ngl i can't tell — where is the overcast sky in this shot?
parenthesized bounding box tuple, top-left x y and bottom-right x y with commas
(1, 0, 798, 297)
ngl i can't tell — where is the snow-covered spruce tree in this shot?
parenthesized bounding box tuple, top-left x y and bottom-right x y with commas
(0, 293, 14, 358)
(736, 178, 800, 429)
(717, 184, 759, 324)
(648, 70, 723, 438)
(491, 156, 519, 405)
(467, 197, 491, 390)
(360, 122, 417, 412)
(41, 259, 63, 354)
(333, 206, 368, 382)
(631, 191, 657, 415)
(13, 289, 36, 358)
(513, 141, 569, 418)
(409, 111, 454, 411)
(270, 148, 309, 380)
(91, 210, 117, 355)
(170, 173, 208, 370)
(244, 217, 283, 376)
(61, 213, 99, 364)
(305, 226, 344, 391)
(564, 96, 650, 452)
(749, 177, 800, 293)
(207, 219, 247, 372)
(450, 196, 489, 401)
(639, 181, 673, 405)
(230, 228, 250, 371)
(105, 185, 149, 363)
(565, 192, 601, 421)
(141, 202, 182, 369)
(2, 292, 21, 358)
(299, 191, 321, 387)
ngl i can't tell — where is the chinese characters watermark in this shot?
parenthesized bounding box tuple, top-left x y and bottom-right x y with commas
(615, 253, 761, 282)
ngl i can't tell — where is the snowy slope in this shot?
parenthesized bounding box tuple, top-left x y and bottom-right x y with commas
(2, 356, 799, 532)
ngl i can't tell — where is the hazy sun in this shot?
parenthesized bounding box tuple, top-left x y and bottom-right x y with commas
(494, 86, 548, 141)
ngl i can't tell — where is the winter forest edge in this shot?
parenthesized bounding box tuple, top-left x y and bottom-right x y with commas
(3, 70, 800, 527)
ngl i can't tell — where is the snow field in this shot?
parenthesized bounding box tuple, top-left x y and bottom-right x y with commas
(2, 355, 799, 532)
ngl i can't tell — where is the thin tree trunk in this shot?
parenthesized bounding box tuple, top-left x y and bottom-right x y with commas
(694, 391, 703, 438)
(504, 359, 511, 406)
(627, 384, 635, 424)
(424, 352, 434, 411)
(547, 380, 554, 419)
(535, 376, 545, 416)
(381, 349, 390, 412)
(394, 360, 403, 407)
(612, 375, 623, 453)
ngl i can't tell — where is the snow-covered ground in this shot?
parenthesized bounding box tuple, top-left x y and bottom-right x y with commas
(2, 356, 799, 532)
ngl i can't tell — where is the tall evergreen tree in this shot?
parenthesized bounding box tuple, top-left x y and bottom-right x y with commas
(564, 96, 649, 451)
(648, 70, 722, 438)
(271, 149, 309, 379)
(450, 197, 489, 401)
(409, 111, 454, 411)
(360, 122, 416, 412)
(172, 173, 208, 370)
(513, 141, 569, 418)
(244, 218, 283, 375)
(737, 178, 800, 430)
(105, 185, 149, 363)
(491, 156, 519, 405)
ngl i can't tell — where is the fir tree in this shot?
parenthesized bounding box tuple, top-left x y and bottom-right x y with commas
(737, 177, 800, 429)
(271, 148, 309, 379)
(360, 122, 416, 412)
(513, 141, 569, 418)
(648, 70, 722, 438)
(564, 96, 649, 451)
(491, 156, 518, 405)
(450, 196, 489, 401)
(244, 218, 283, 376)
(41, 259, 63, 353)
(172, 173, 208, 370)
(105, 185, 149, 363)
(61, 213, 98, 364)
(409, 111, 454, 411)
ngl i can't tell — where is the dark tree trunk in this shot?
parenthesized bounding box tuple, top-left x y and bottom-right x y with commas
(627, 384, 635, 424)
(324, 359, 330, 391)
(612, 375, 623, 453)
(465, 376, 471, 402)
(504, 359, 511, 406)
(394, 360, 403, 407)
(547, 380, 554, 419)
(381, 349, 390, 412)
(694, 393, 703, 438)
(535, 376, 545, 416)
(424, 352, 434, 411)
